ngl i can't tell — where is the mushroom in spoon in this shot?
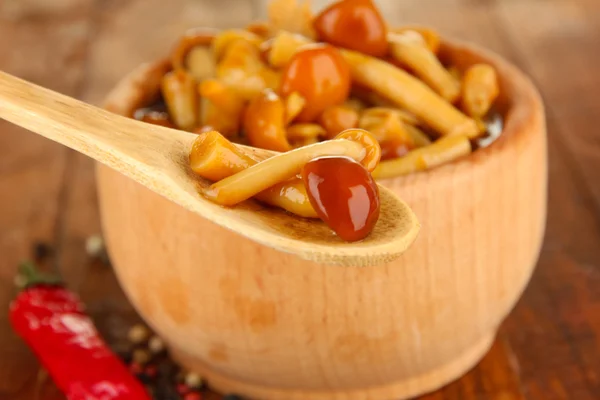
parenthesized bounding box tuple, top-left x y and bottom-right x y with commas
(0, 71, 419, 266)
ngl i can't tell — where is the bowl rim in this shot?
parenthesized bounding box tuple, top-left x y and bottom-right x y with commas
(405, 38, 545, 183)
(103, 37, 545, 183)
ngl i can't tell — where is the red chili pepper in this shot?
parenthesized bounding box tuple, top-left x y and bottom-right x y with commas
(9, 262, 151, 400)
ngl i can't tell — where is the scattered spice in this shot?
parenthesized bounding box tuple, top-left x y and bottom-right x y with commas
(130, 362, 145, 376)
(184, 372, 203, 389)
(85, 234, 111, 265)
(148, 335, 165, 354)
(128, 324, 151, 344)
(145, 365, 159, 379)
(33, 241, 53, 262)
(13, 274, 27, 289)
(11, 238, 245, 400)
(133, 348, 152, 365)
(177, 383, 191, 395)
(85, 234, 105, 257)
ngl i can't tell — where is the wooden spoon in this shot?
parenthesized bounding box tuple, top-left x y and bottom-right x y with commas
(0, 71, 420, 266)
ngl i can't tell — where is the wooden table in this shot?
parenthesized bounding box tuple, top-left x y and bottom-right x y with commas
(1, 0, 599, 399)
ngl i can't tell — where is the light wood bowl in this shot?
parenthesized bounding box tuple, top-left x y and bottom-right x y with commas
(98, 39, 546, 400)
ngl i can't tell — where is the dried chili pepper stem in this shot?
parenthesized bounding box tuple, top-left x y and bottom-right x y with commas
(16, 261, 62, 289)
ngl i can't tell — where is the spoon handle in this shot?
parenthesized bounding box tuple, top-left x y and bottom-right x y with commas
(0, 71, 190, 173)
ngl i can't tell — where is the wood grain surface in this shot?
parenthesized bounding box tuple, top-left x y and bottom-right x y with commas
(0, 0, 599, 399)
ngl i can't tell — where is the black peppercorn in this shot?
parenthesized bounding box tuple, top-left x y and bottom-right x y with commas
(33, 242, 52, 262)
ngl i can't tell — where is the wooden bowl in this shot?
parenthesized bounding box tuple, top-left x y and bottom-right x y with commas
(98, 39, 546, 400)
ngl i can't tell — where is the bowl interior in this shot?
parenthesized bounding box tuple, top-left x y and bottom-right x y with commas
(103, 38, 542, 185)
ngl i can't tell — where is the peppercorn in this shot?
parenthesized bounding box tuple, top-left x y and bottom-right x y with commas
(144, 365, 158, 379)
(136, 372, 153, 385)
(132, 349, 151, 365)
(128, 324, 150, 345)
(184, 372, 203, 389)
(150, 384, 180, 400)
(148, 336, 165, 354)
(85, 235, 105, 257)
(13, 274, 27, 289)
(117, 350, 133, 365)
(177, 383, 190, 395)
(157, 362, 178, 381)
(33, 242, 53, 261)
(129, 362, 144, 376)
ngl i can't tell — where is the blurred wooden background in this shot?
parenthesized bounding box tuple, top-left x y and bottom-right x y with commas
(1, 0, 600, 399)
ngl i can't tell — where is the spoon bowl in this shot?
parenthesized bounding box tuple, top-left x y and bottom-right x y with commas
(0, 71, 419, 266)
